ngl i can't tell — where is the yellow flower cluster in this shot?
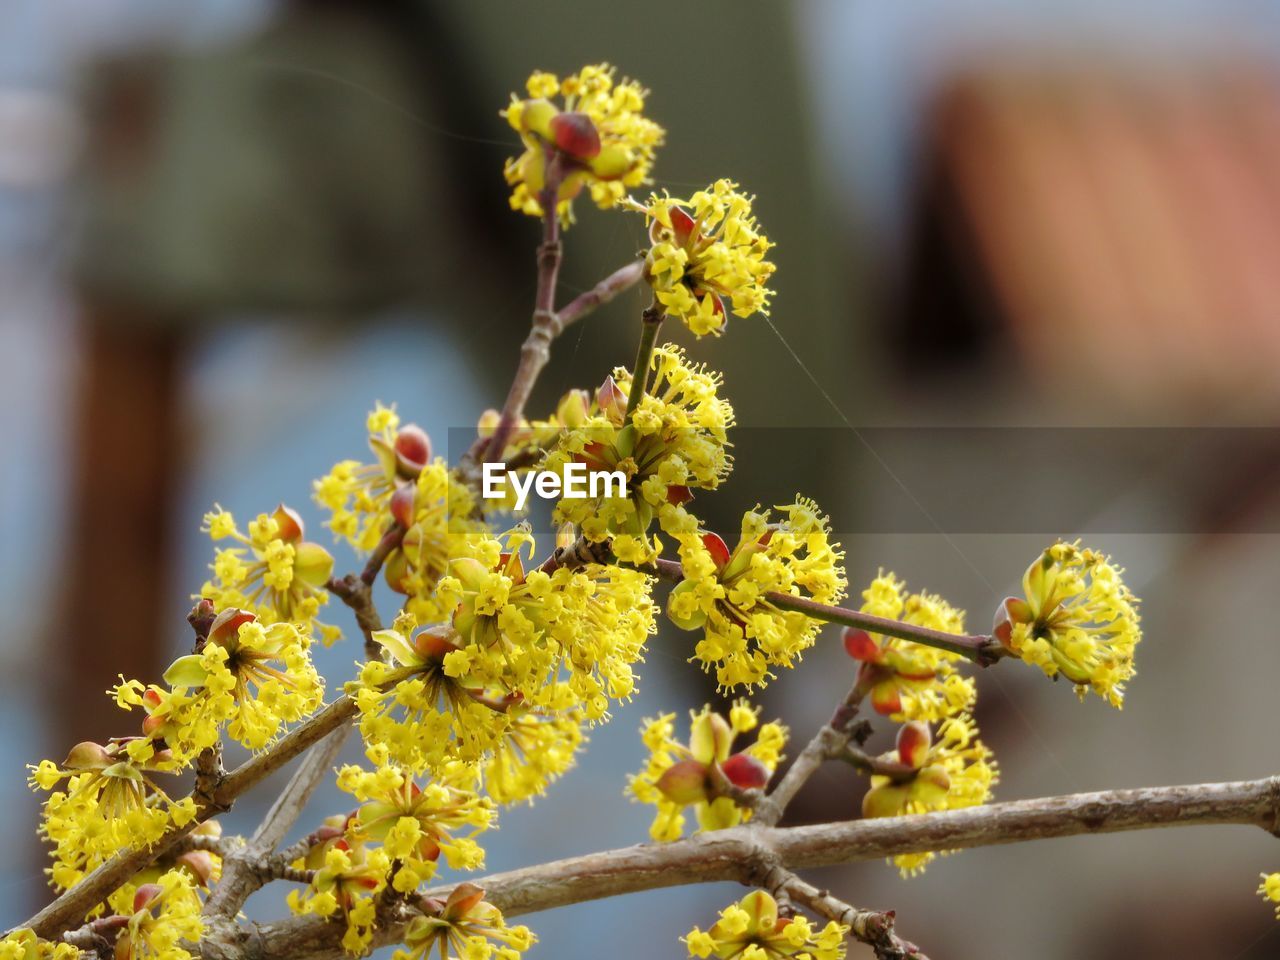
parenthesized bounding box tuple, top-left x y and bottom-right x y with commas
(544, 344, 735, 561)
(994, 541, 1141, 708)
(861, 716, 997, 876)
(200, 504, 337, 643)
(337, 762, 493, 892)
(843, 572, 976, 722)
(1260, 873, 1280, 917)
(668, 499, 846, 688)
(350, 528, 651, 785)
(114, 870, 204, 960)
(502, 64, 664, 223)
(115, 608, 324, 760)
(288, 843, 388, 955)
(629, 179, 776, 336)
(313, 404, 434, 551)
(0, 929, 81, 960)
(685, 891, 847, 960)
(628, 701, 786, 842)
(396, 883, 535, 960)
(30, 742, 197, 892)
(483, 707, 585, 807)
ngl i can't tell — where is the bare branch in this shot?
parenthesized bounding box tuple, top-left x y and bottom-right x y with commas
(231, 775, 1280, 960)
(770, 868, 927, 960)
(204, 725, 352, 919)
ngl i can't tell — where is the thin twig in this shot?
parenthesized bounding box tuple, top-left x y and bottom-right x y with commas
(485, 155, 565, 462)
(624, 301, 665, 420)
(770, 868, 927, 960)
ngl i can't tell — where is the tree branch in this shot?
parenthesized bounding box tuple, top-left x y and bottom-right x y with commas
(228, 775, 1280, 960)
(203, 725, 352, 919)
(21, 696, 359, 940)
(769, 868, 927, 960)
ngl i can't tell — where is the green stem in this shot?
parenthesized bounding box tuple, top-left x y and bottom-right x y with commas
(624, 302, 666, 422)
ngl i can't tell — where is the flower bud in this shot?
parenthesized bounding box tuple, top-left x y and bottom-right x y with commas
(207, 607, 255, 647)
(394, 424, 432, 478)
(861, 782, 909, 820)
(442, 882, 486, 922)
(720, 752, 770, 791)
(383, 550, 411, 595)
(842, 628, 880, 663)
(596, 375, 626, 422)
(132, 884, 163, 914)
(549, 111, 601, 159)
(63, 741, 112, 770)
(293, 541, 335, 588)
(389, 484, 416, 529)
(141, 714, 166, 738)
(587, 143, 634, 181)
(413, 626, 460, 662)
(175, 850, 215, 887)
(271, 503, 305, 542)
(666, 484, 694, 507)
(515, 98, 557, 139)
(690, 710, 732, 765)
(991, 596, 1033, 651)
(896, 721, 932, 770)
(914, 764, 952, 802)
(556, 389, 591, 429)
(701, 532, 732, 571)
(655, 758, 710, 805)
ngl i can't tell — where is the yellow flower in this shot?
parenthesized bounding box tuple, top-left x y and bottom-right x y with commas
(338, 762, 493, 889)
(349, 621, 515, 774)
(842, 572, 976, 722)
(312, 405, 439, 553)
(993, 541, 1141, 708)
(0, 929, 81, 960)
(668, 499, 846, 689)
(629, 179, 776, 336)
(30, 741, 195, 891)
(483, 705, 585, 806)
(395, 883, 534, 960)
(544, 346, 734, 559)
(288, 844, 389, 956)
(684, 890, 847, 960)
(860, 716, 997, 876)
(114, 870, 204, 960)
(628, 701, 786, 842)
(199, 504, 336, 638)
(1259, 873, 1280, 917)
(502, 64, 664, 223)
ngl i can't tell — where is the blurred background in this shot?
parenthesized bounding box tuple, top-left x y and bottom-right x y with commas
(3, 1, 1280, 957)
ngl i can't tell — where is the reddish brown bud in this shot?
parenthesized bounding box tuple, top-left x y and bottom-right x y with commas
(389, 484, 416, 529)
(702, 532, 732, 571)
(842, 628, 880, 663)
(207, 608, 256, 647)
(271, 503, 305, 542)
(549, 111, 601, 158)
(896, 722, 932, 770)
(132, 884, 162, 913)
(991, 596, 1033, 650)
(414, 626, 460, 662)
(666, 485, 694, 507)
(394, 424, 432, 477)
(443, 882, 487, 922)
(720, 752, 770, 791)
(141, 714, 166, 738)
